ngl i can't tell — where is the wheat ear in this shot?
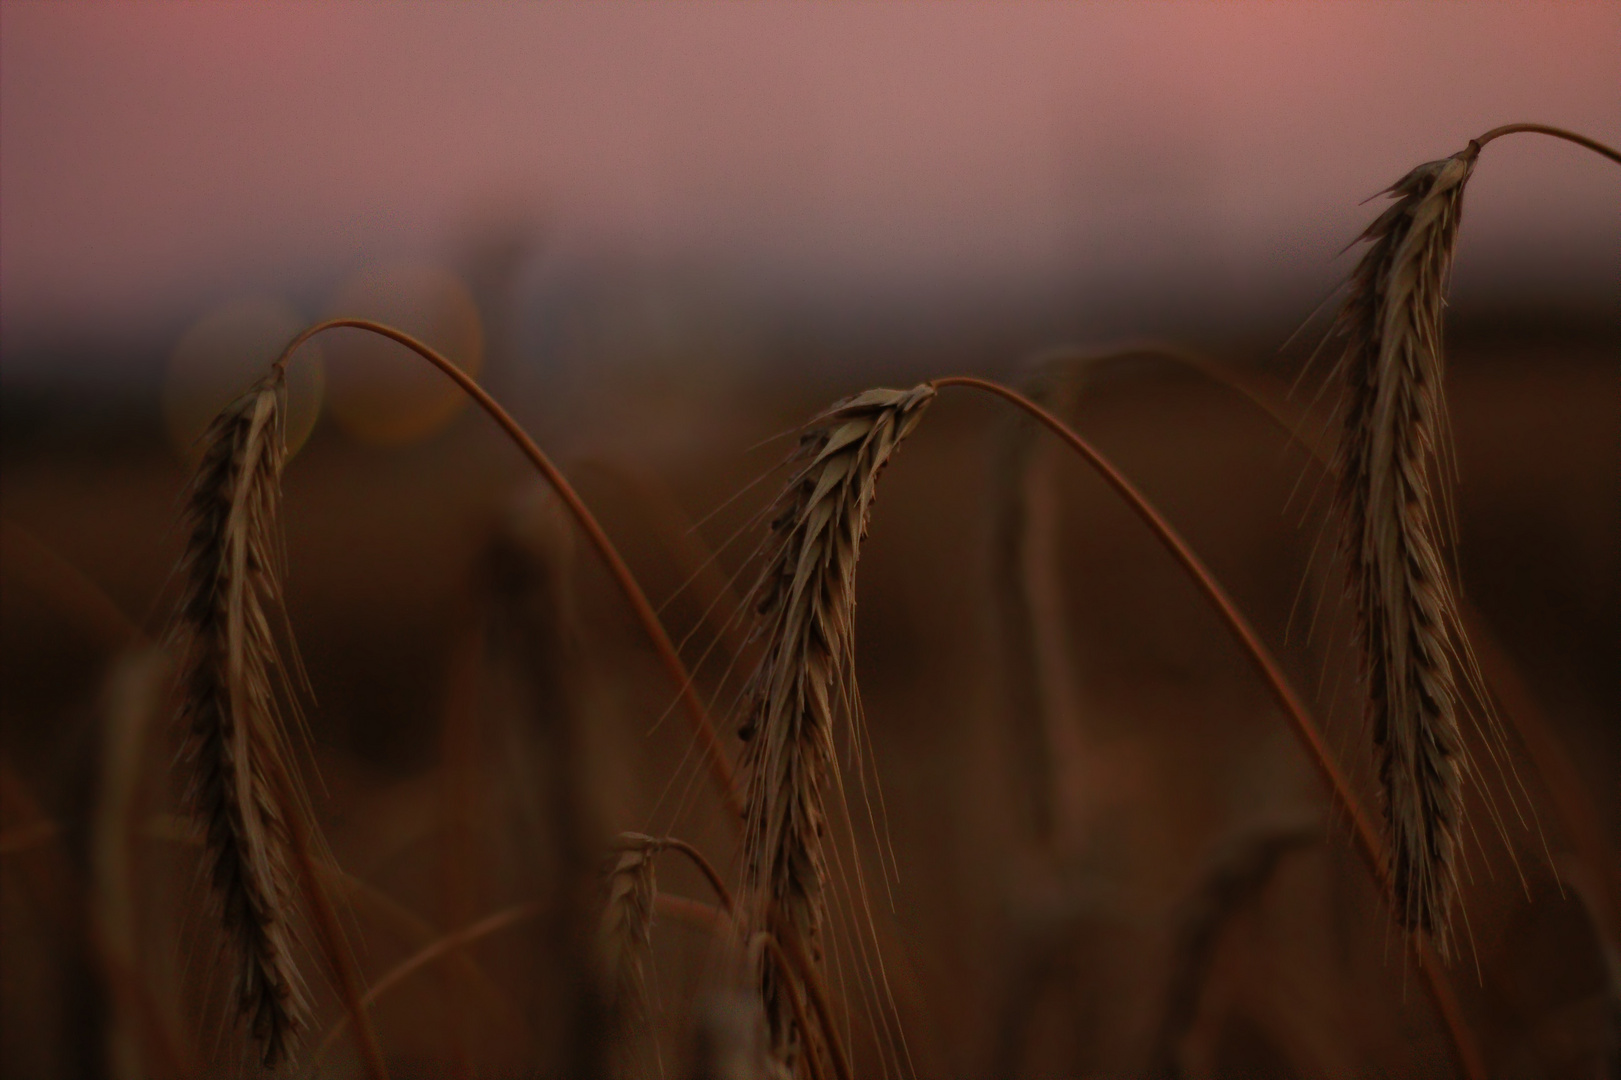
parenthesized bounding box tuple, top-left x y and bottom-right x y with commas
(174, 370, 310, 1065)
(1334, 123, 1621, 951)
(601, 831, 663, 1074)
(1333, 150, 1475, 952)
(736, 384, 935, 1065)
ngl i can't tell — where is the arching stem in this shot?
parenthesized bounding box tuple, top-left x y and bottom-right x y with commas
(660, 836, 735, 912)
(1468, 122, 1621, 165)
(272, 319, 743, 824)
(311, 901, 545, 1066)
(930, 374, 1486, 1080)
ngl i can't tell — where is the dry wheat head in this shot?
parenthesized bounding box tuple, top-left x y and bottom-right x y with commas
(174, 371, 311, 1065)
(1334, 150, 1475, 954)
(736, 384, 934, 1062)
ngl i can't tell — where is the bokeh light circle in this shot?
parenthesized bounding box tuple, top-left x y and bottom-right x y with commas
(163, 297, 324, 463)
(322, 262, 484, 447)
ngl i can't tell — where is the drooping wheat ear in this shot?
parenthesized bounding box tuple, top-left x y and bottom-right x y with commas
(175, 370, 311, 1065)
(736, 384, 935, 1064)
(1333, 149, 1476, 954)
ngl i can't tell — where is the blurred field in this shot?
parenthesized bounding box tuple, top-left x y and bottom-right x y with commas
(2, 318, 1615, 1077)
(5, 7, 1619, 1075)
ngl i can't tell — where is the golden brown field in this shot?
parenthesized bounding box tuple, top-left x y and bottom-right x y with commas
(3, 240, 1617, 1080)
(3, 1, 1620, 1057)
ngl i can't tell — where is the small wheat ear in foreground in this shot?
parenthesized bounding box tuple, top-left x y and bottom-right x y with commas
(173, 370, 311, 1066)
(737, 385, 934, 1070)
(1332, 122, 1620, 955)
(601, 834, 660, 1047)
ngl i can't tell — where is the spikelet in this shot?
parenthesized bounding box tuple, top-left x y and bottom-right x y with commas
(174, 370, 311, 1065)
(1333, 149, 1475, 953)
(736, 384, 934, 1062)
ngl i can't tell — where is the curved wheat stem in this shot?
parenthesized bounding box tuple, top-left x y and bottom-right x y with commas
(1468, 122, 1621, 164)
(1012, 337, 1621, 991)
(929, 375, 1486, 1080)
(270, 319, 743, 824)
(311, 901, 545, 1066)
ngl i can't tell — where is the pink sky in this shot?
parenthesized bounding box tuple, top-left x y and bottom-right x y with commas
(3, 4, 1618, 345)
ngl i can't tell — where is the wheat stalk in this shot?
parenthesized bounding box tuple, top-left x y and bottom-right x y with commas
(93, 648, 177, 1080)
(1332, 149, 1476, 953)
(482, 489, 615, 1077)
(173, 370, 311, 1066)
(993, 343, 1208, 847)
(992, 351, 1091, 847)
(1149, 821, 1318, 1079)
(270, 318, 744, 822)
(735, 384, 934, 1067)
(1015, 340, 1621, 983)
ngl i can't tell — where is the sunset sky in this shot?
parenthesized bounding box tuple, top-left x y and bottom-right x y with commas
(3, 4, 1618, 369)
